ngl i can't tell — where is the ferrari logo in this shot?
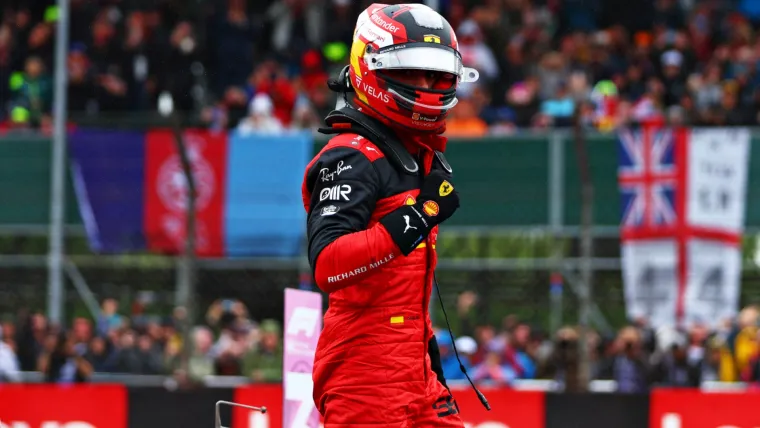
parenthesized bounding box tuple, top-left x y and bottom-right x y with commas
(424, 34, 441, 44)
(439, 181, 453, 196)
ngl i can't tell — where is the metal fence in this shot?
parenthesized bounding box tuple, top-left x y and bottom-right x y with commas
(2, 129, 760, 333)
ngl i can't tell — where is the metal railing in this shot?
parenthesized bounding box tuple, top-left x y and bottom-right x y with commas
(7, 371, 754, 393)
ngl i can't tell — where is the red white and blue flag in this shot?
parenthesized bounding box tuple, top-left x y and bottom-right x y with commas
(617, 127, 749, 327)
(619, 128, 678, 230)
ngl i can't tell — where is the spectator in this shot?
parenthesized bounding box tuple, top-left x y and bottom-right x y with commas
(249, 61, 298, 127)
(236, 93, 285, 134)
(135, 334, 165, 375)
(543, 327, 581, 391)
(211, 311, 247, 376)
(1, 319, 16, 352)
(730, 306, 760, 379)
(163, 21, 202, 111)
(111, 330, 141, 374)
(743, 329, 760, 384)
(435, 330, 470, 381)
(67, 45, 97, 112)
(0, 328, 20, 382)
(298, 49, 328, 93)
(470, 324, 496, 367)
(651, 333, 701, 388)
(97, 298, 123, 337)
(502, 323, 537, 380)
(536, 52, 570, 102)
(455, 336, 479, 366)
(39, 331, 93, 384)
(109, 330, 162, 375)
(471, 341, 515, 386)
(242, 319, 283, 382)
(445, 98, 488, 137)
(456, 19, 500, 98)
(210, 0, 256, 95)
(84, 335, 115, 373)
(540, 80, 576, 126)
(71, 317, 93, 353)
(15, 312, 46, 372)
(266, 0, 325, 59)
(187, 326, 215, 383)
(699, 337, 726, 383)
(597, 326, 649, 393)
(12, 55, 52, 126)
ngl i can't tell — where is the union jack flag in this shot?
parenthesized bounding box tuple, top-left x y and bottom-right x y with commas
(618, 128, 678, 231)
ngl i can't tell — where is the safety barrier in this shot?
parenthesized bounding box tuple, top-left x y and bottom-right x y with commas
(7, 130, 760, 232)
(0, 383, 758, 428)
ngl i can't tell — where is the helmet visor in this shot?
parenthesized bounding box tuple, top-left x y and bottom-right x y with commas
(365, 44, 479, 83)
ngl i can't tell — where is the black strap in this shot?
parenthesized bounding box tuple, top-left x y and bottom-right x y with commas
(318, 107, 419, 174)
(434, 274, 491, 411)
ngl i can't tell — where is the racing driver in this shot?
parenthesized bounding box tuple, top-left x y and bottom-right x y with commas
(301, 3, 482, 427)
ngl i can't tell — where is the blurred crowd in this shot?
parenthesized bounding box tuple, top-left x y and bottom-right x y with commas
(0, 297, 283, 384)
(2, 291, 760, 392)
(3, 0, 760, 135)
(440, 291, 760, 391)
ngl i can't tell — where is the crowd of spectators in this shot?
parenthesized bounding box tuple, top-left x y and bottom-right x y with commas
(440, 291, 760, 391)
(3, 0, 760, 136)
(1, 291, 760, 392)
(0, 297, 284, 385)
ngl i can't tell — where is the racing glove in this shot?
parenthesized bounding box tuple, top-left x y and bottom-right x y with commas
(380, 170, 459, 256)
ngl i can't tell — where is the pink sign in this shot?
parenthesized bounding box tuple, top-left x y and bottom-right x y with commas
(283, 288, 323, 428)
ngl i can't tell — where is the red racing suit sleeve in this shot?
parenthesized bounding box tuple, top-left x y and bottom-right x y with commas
(304, 144, 398, 293)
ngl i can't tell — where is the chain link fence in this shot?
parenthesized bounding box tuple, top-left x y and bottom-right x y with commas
(3, 232, 760, 333)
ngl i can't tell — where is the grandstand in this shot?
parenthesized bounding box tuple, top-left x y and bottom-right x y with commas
(2, 1, 760, 428)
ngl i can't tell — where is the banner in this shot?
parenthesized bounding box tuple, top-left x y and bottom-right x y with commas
(69, 129, 146, 253)
(233, 384, 285, 428)
(232, 384, 545, 428)
(618, 127, 749, 327)
(650, 389, 760, 428)
(144, 129, 228, 257)
(283, 288, 322, 428)
(0, 384, 127, 428)
(452, 387, 545, 428)
(224, 131, 311, 257)
(546, 392, 648, 428)
(127, 387, 234, 428)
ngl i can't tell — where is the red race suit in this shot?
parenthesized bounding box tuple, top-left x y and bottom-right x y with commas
(301, 110, 463, 428)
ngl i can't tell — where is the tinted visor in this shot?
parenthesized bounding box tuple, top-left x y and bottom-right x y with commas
(365, 43, 479, 84)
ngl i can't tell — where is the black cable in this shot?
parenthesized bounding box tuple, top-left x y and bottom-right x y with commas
(434, 273, 491, 411)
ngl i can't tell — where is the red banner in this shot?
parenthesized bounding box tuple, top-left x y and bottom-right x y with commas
(0, 384, 126, 428)
(144, 129, 227, 257)
(232, 384, 545, 428)
(233, 384, 284, 428)
(651, 389, 760, 428)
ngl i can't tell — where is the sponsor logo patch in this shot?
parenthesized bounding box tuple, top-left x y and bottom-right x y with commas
(422, 201, 439, 216)
(423, 34, 441, 44)
(320, 205, 339, 216)
(320, 184, 351, 201)
(439, 181, 454, 196)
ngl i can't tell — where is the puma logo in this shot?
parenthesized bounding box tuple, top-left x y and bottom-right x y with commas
(403, 215, 417, 233)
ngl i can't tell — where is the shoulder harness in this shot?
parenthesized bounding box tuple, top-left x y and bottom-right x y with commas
(319, 66, 452, 175)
